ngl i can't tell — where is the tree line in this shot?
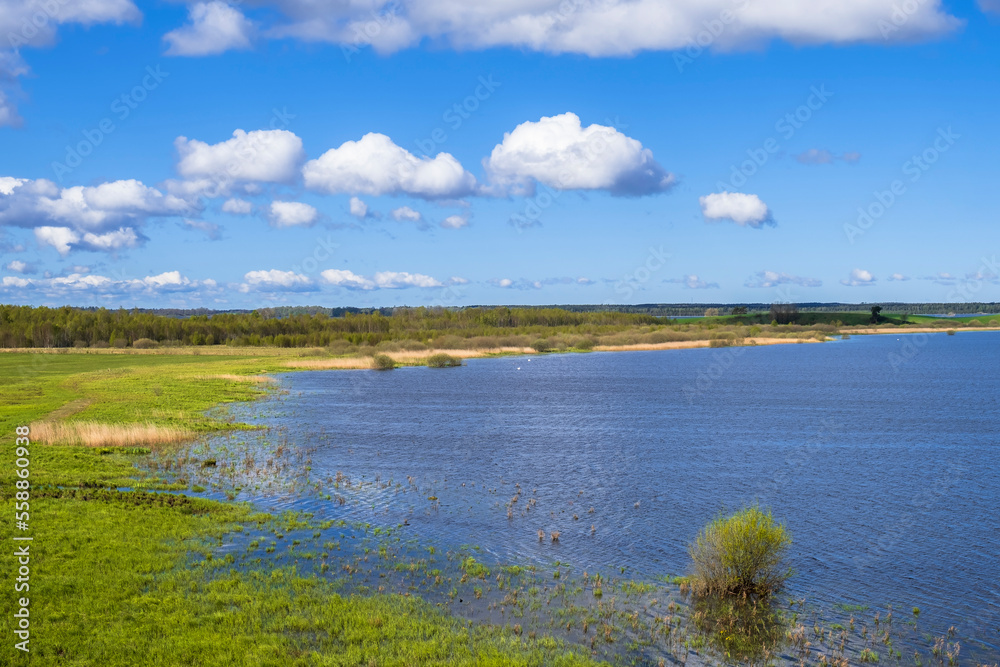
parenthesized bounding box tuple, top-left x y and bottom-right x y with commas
(0, 305, 660, 349)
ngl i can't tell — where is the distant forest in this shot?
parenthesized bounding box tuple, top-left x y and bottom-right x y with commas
(1, 302, 997, 349)
(0, 305, 659, 348)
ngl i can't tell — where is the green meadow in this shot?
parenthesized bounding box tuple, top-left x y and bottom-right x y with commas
(0, 352, 601, 666)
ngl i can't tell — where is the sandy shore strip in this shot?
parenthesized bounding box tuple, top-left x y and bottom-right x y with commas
(593, 337, 822, 352)
(284, 347, 533, 369)
(841, 326, 1000, 334)
(284, 339, 824, 369)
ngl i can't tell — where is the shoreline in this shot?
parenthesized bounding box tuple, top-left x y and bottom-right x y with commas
(1, 325, 998, 371)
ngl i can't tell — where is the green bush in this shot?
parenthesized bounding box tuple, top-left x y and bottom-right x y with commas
(530, 339, 551, 352)
(426, 353, 462, 368)
(967, 319, 984, 327)
(133, 338, 159, 349)
(371, 354, 396, 370)
(689, 505, 792, 599)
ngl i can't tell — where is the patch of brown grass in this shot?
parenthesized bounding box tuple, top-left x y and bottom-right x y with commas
(29, 421, 193, 447)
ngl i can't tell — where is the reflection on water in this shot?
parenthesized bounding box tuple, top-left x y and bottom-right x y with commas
(185, 331, 1000, 662)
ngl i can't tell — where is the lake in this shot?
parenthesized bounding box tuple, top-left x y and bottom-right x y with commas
(204, 331, 1000, 662)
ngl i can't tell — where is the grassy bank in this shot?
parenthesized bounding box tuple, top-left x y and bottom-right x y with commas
(0, 352, 601, 666)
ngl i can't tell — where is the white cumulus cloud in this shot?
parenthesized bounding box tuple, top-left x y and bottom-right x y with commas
(0, 177, 26, 195)
(320, 268, 445, 290)
(303, 133, 477, 199)
(164, 1, 254, 56)
(842, 268, 877, 286)
(700, 191, 773, 228)
(241, 269, 313, 291)
(234, 0, 960, 56)
(320, 269, 375, 290)
(2, 276, 31, 288)
(485, 113, 674, 196)
(349, 196, 369, 219)
(1, 178, 190, 236)
(222, 198, 253, 214)
(391, 206, 422, 222)
(268, 201, 318, 227)
(440, 213, 469, 229)
(176, 129, 305, 187)
(374, 271, 442, 288)
(666, 274, 719, 289)
(35, 227, 80, 256)
(0, 269, 212, 298)
(745, 270, 821, 288)
(80, 227, 141, 251)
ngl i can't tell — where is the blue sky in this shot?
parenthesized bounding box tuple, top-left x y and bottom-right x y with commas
(1, 0, 998, 308)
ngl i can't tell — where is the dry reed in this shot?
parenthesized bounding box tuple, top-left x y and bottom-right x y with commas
(29, 421, 192, 447)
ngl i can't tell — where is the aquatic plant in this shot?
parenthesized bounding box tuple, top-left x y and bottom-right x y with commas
(372, 353, 396, 370)
(426, 353, 462, 368)
(859, 648, 879, 662)
(688, 505, 792, 599)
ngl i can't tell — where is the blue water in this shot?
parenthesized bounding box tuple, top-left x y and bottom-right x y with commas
(243, 332, 1000, 653)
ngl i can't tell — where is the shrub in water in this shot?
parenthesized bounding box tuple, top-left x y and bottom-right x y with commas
(426, 353, 461, 368)
(372, 354, 395, 370)
(689, 505, 792, 599)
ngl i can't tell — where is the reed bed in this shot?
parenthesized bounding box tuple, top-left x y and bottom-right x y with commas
(29, 421, 193, 447)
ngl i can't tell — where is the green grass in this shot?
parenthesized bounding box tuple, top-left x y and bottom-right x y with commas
(0, 352, 605, 666)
